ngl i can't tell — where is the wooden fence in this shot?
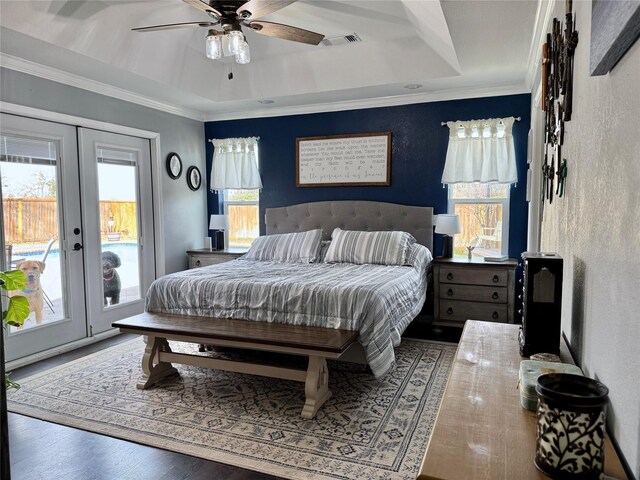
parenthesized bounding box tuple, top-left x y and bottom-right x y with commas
(454, 204, 502, 247)
(3, 198, 138, 243)
(227, 204, 259, 248)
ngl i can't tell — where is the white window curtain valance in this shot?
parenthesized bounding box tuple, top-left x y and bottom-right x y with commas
(210, 136, 263, 191)
(441, 117, 518, 185)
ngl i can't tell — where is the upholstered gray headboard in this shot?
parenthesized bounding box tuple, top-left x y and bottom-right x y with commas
(265, 201, 433, 253)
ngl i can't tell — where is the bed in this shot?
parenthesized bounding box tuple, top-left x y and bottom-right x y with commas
(118, 201, 434, 418)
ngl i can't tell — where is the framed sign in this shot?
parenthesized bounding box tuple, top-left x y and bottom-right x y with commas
(590, 0, 640, 76)
(296, 132, 391, 187)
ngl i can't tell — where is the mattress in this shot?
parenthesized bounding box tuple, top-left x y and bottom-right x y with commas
(145, 246, 432, 378)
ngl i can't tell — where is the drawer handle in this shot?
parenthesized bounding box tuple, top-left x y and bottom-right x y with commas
(493, 275, 500, 283)
(492, 292, 499, 300)
(195, 259, 201, 267)
(446, 307, 453, 315)
(447, 273, 454, 280)
(447, 289, 454, 296)
(492, 311, 499, 319)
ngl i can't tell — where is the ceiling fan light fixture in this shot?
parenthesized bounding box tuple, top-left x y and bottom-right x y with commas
(236, 40, 251, 64)
(205, 32, 222, 59)
(228, 30, 244, 55)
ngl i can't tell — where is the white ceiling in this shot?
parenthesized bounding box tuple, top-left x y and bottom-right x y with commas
(0, 0, 539, 120)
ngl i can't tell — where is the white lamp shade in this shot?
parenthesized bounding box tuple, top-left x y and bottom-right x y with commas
(209, 214, 229, 230)
(434, 214, 461, 235)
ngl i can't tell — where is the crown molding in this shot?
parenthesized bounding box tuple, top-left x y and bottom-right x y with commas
(0, 54, 531, 126)
(525, 0, 557, 91)
(0, 53, 206, 121)
(203, 83, 531, 122)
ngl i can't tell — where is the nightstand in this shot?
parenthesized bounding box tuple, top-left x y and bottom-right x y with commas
(433, 257, 517, 327)
(186, 249, 246, 269)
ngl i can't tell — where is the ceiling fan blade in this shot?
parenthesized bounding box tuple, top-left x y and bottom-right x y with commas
(182, 0, 222, 17)
(248, 21, 324, 45)
(237, 0, 297, 20)
(132, 21, 217, 33)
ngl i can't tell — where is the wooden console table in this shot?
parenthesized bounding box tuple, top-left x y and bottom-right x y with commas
(417, 320, 628, 480)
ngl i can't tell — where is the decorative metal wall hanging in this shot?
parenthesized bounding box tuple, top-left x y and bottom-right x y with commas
(541, 0, 578, 204)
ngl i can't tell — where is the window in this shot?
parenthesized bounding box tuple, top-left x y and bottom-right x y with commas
(223, 189, 259, 249)
(448, 183, 509, 258)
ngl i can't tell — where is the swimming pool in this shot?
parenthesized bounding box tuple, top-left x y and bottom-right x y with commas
(16, 243, 141, 301)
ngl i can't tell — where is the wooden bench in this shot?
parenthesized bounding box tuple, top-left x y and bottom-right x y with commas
(112, 313, 359, 419)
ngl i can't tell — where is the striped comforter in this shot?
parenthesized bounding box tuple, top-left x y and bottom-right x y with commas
(146, 247, 431, 378)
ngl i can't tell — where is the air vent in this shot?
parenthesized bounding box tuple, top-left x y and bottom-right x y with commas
(321, 33, 362, 47)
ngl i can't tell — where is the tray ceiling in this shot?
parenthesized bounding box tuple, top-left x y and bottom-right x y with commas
(0, 0, 539, 120)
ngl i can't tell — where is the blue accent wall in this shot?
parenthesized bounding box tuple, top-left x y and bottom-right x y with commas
(205, 93, 531, 259)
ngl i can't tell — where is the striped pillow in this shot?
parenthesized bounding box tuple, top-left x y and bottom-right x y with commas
(243, 229, 323, 263)
(324, 228, 416, 265)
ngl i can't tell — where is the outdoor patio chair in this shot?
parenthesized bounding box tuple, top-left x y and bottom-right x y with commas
(478, 220, 502, 247)
(4, 244, 12, 270)
(40, 238, 57, 313)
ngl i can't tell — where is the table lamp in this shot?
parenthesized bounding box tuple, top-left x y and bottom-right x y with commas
(434, 214, 461, 258)
(209, 214, 229, 250)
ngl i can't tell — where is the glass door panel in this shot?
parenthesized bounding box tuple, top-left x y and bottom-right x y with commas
(1, 136, 67, 329)
(79, 128, 155, 335)
(1, 113, 86, 362)
(97, 150, 141, 307)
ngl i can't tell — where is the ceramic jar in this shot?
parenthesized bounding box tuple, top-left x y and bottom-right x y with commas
(535, 373, 609, 479)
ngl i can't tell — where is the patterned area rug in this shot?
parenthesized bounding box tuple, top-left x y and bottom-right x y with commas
(8, 338, 456, 480)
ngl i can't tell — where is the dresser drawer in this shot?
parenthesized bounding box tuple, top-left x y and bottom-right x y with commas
(439, 300, 508, 323)
(188, 254, 240, 268)
(439, 284, 507, 303)
(439, 267, 508, 287)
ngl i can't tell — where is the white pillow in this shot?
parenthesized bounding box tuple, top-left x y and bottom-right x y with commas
(243, 229, 323, 263)
(323, 228, 416, 265)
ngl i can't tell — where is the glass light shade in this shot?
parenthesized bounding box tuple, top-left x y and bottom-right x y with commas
(205, 34, 222, 59)
(236, 41, 250, 64)
(228, 30, 243, 55)
(209, 214, 229, 230)
(434, 214, 461, 235)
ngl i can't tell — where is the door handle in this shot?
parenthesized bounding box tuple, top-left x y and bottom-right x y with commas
(73, 242, 83, 251)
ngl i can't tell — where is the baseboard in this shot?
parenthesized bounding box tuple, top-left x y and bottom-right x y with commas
(5, 329, 120, 371)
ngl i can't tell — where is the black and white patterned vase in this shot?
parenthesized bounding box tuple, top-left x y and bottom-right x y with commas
(535, 373, 609, 479)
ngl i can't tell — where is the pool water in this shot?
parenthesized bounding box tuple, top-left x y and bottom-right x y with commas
(17, 243, 141, 303)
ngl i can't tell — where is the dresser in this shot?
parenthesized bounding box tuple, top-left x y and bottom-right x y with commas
(417, 321, 628, 480)
(186, 249, 246, 269)
(433, 257, 517, 326)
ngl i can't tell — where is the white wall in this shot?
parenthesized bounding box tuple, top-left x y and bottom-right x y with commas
(531, 2, 640, 476)
(0, 68, 207, 274)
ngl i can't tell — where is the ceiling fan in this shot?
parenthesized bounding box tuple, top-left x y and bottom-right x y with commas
(132, 0, 325, 65)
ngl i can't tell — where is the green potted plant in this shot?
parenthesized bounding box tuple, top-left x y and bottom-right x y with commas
(1, 269, 29, 480)
(2, 270, 29, 388)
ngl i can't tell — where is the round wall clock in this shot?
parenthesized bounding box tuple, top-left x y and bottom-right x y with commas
(166, 153, 182, 179)
(186, 166, 202, 191)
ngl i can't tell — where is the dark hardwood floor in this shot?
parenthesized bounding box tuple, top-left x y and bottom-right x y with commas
(7, 322, 460, 480)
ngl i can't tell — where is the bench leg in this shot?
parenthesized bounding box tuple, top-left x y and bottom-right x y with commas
(301, 355, 331, 419)
(137, 335, 179, 389)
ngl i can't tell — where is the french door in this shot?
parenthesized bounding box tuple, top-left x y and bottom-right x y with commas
(1, 114, 155, 362)
(79, 128, 155, 334)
